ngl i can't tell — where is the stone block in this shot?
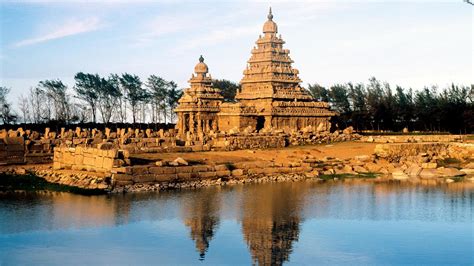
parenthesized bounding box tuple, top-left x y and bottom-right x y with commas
(177, 172, 193, 180)
(132, 166, 149, 175)
(231, 169, 244, 176)
(247, 168, 264, 175)
(216, 170, 231, 177)
(133, 174, 155, 183)
(214, 164, 229, 171)
(111, 167, 128, 174)
(192, 165, 212, 172)
(154, 174, 176, 182)
(70, 165, 81, 171)
(114, 180, 133, 186)
(95, 156, 104, 168)
(74, 154, 84, 165)
(278, 167, 292, 174)
(149, 166, 176, 174)
(53, 161, 61, 170)
(63, 152, 75, 164)
(176, 166, 194, 173)
(83, 156, 95, 166)
(103, 157, 114, 170)
(198, 171, 217, 179)
(107, 149, 117, 158)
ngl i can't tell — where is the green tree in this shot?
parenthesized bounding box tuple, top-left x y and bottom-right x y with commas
(146, 75, 168, 123)
(414, 87, 439, 131)
(119, 73, 147, 124)
(97, 74, 122, 124)
(213, 79, 239, 102)
(347, 82, 367, 130)
(307, 83, 329, 102)
(38, 79, 71, 122)
(73, 72, 100, 123)
(165, 81, 182, 123)
(394, 86, 414, 129)
(0, 87, 17, 124)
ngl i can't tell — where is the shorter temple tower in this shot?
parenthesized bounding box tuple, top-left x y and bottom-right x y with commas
(175, 56, 223, 140)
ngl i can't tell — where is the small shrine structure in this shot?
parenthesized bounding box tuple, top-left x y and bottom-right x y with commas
(174, 55, 223, 139)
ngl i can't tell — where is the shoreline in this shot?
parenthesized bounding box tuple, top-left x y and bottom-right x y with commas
(1, 140, 473, 194)
(1, 166, 473, 195)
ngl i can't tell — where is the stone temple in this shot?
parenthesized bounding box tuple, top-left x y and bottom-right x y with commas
(175, 8, 336, 139)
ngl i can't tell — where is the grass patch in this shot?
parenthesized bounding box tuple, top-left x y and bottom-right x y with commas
(319, 172, 379, 181)
(450, 176, 465, 182)
(437, 158, 462, 168)
(0, 174, 105, 195)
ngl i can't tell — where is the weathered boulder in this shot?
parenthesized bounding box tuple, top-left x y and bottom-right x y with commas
(353, 165, 369, 173)
(392, 169, 409, 180)
(463, 162, 474, 169)
(155, 160, 166, 167)
(354, 155, 371, 162)
(419, 169, 440, 179)
(460, 168, 474, 175)
(405, 165, 422, 177)
(170, 157, 188, 166)
(342, 126, 354, 135)
(421, 162, 437, 169)
(436, 167, 466, 177)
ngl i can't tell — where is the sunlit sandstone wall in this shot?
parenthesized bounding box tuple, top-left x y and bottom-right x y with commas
(111, 161, 314, 187)
(53, 146, 118, 173)
(0, 137, 25, 165)
(361, 135, 464, 143)
(374, 142, 474, 161)
(212, 135, 286, 150)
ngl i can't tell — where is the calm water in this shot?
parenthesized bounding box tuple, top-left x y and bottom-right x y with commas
(0, 181, 472, 265)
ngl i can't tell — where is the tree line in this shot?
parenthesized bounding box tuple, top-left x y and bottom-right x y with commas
(1, 76, 473, 133)
(307, 77, 473, 133)
(2, 73, 183, 126)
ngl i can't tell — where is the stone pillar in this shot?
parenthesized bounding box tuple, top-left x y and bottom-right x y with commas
(44, 128, 50, 139)
(75, 127, 81, 138)
(197, 113, 202, 135)
(264, 116, 272, 129)
(189, 113, 195, 134)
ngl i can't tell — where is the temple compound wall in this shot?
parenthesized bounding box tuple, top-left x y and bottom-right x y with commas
(175, 9, 336, 140)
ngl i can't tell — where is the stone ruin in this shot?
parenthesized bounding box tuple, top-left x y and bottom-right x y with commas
(174, 8, 336, 141)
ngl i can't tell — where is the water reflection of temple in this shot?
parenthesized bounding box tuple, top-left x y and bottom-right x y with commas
(181, 188, 221, 260)
(240, 183, 307, 265)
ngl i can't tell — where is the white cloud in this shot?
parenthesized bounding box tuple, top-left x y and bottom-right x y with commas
(13, 17, 104, 48)
(178, 24, 259, 51)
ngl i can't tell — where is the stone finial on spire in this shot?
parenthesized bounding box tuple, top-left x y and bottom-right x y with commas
(199, 55, 204, 63)
(268, 7, 273, 20)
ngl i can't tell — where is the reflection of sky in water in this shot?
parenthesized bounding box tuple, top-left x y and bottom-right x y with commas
(0, 182, 472, 265)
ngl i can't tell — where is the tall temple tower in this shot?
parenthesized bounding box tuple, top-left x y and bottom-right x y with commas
(218, 8, 335, 133)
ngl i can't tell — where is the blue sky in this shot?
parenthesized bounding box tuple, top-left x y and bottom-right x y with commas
(0, 0, 472, 102)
